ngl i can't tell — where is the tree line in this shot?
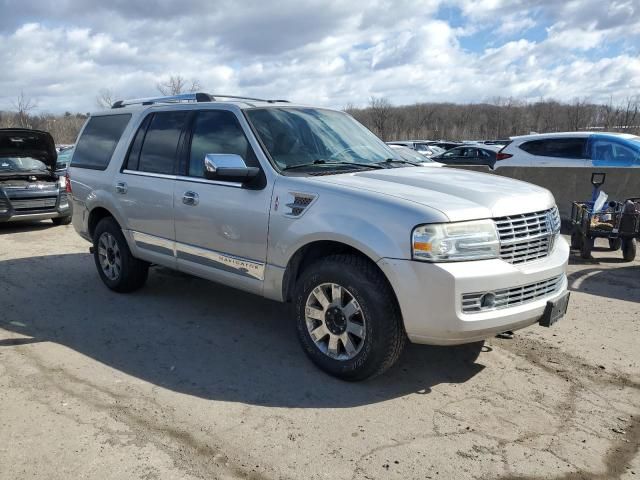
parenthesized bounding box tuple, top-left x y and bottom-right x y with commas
(346, 96, 640, 141)
(1, 87, 639, 145)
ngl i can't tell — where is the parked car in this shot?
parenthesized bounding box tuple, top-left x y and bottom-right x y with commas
(495, 132, 640, 168)
(433, 144, 501, 168)
(68, 93, 569, 381)
(386, 140, 442, 157)
(55, 146, 74, 171)
(386, 144, 443, 166)
(427, 141, 464, 151)
(0, 129, 72, 225)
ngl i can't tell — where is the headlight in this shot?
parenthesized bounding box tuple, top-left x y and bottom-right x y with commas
(58, 175, 67, 189)
(412, 219, 499, 262)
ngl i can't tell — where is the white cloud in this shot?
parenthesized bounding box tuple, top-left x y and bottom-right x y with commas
(0, 0, 638, 113)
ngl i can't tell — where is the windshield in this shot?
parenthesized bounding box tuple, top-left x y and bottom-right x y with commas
(56, 148, 74, 169)
(0, 156, 49, 173)
(391, 146, 433, 163)
(245, 107, 398, 171)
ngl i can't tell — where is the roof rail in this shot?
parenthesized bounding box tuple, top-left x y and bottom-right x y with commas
(111, 92, 214, 109)
(111, 92, 289, 109)
(209, 94, 289, 103)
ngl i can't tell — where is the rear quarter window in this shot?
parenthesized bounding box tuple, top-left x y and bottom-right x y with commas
(519, 138, 586, 159)
(71, 114, 131, 170)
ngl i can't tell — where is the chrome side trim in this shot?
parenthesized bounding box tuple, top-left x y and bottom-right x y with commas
(122, 170, 177, 180)
(176, 242, 265, 281)
(129, 230, 265, 281)
(131, 231, 176, 256)
(175, 175, 243, 188)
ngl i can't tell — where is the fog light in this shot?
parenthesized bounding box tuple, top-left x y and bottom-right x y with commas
(480, 292, 496, 309)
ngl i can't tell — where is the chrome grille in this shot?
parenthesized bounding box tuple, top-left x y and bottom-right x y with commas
(462, 275, 564, 313)
(10, 197, 58, 211)
(495, 207, 560, 264)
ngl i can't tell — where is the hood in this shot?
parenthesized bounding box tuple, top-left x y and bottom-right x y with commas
(313, 167, 555, 222)
(0, 129, 57, 171)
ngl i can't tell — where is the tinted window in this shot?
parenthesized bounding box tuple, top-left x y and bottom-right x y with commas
(443, 148, 462, 157)
(72, 114, 131, 170)
(188, 110, 257, 177)
(138, 111, 188, 174)
(592, 139, 640, 165)
(520, 138, 586, 159)
(124, 114, 152, 171)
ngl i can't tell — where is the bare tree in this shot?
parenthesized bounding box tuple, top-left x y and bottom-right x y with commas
(156, 75, 202, 96)
(11, 91, 37, 128)
(96, 88, 116, 109)
(368, 96, 393, 140)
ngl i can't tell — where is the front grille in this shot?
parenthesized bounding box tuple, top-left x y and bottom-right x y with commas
(9, 197, 58, 211)
(495, 207, 560, 264)
(462, 274, 564, 313)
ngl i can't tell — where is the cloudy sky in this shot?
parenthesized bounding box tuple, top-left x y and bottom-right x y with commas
(1, 0, 639, 113)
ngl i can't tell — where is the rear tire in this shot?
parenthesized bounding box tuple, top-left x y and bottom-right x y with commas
(52, 215, 72, 226)
(621, 238, 637, 262)
(293, 254, 406, 381)
(93, 217, 149, 292)
(580, 236, 593, 259)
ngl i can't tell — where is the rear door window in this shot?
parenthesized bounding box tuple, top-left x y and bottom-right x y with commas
(72, 114, 131, 170)
(520, 138, 586, 159)
(137, 111, 189, 175)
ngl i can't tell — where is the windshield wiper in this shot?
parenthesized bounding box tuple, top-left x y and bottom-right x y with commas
(282, 159, 384, 171)
(377, 158, 422, 167)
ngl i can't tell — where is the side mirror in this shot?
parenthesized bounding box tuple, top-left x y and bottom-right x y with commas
(591, 172, 606, 188)
(203, 154, 260, 184)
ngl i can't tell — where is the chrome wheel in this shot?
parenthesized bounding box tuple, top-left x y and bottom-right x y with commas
(98, 232, 122, 281)
(305, 283, 366, 360)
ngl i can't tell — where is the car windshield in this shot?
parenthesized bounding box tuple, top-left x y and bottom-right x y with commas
(56, 148, 74, 169)
(245, 107, 398, 171)
(391, 146, 433, 163)
(0, 156, 49, 173)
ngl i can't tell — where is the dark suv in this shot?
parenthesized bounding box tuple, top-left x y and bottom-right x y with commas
(0, 129, 72, 225)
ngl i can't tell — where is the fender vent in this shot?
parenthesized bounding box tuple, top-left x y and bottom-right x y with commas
(285, 193, 316, 217)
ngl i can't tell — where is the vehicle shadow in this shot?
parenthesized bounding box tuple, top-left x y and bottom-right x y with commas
(567, 263, 639, 303)
(0, 253, 485, 408)
(0, 220, 58, 235)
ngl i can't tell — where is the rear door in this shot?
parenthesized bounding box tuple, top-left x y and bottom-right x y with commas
(115, 110, 189, 266)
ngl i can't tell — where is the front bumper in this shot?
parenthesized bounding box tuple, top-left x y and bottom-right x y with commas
(378, 236, 570, 345)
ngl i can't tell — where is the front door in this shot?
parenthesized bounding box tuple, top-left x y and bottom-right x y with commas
(173, 109, 272, 295)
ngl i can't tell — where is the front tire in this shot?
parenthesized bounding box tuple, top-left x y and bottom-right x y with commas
(609, 238, 621, 251)
(293, 254, 406, 381)
(580, 236, 593, 259)
(93, 217, 149, 292)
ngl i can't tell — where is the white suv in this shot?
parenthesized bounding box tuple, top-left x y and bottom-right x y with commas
(68, 93, 570, 380)
(496, 132, 640, 168)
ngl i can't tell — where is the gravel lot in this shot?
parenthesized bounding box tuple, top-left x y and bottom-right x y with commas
(0, 221, 638, 480)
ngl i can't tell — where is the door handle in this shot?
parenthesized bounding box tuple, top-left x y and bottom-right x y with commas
(115, 182, 127, 194)
(182, 191, 199, 206)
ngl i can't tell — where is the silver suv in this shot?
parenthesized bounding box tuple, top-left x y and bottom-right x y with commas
(68, 93, 570, 380)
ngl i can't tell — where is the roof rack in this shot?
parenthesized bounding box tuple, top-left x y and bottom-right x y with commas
(111, 92, 289, 109)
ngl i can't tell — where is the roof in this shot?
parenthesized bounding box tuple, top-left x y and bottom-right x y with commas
(509, 131, 637, 141)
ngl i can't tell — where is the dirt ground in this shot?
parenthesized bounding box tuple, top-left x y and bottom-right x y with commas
(0, 221, 638, 480)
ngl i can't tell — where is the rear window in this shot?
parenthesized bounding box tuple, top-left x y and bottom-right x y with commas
(519, 138, 586, 159)
(72, 114, 131, 170)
